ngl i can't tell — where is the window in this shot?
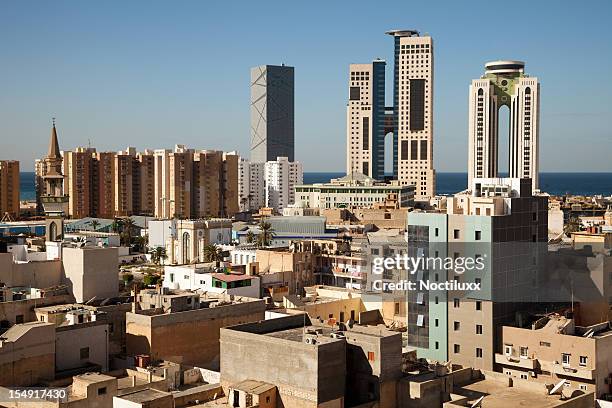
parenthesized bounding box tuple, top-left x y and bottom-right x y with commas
(454, 321, 460, 331)
(435, 228, 439, 237)
(562, 353, 570, 366)
(475, 231, 481, 241)
(476, 348, 482, 358)
(80, 347, 90, 360)
(435, 318, 439, 327)
(367, 351, 375, 361)
(97, 387, 107, 395)
(476, 324, 482, 335)
(349, 86, 360, 100)
(15, 315, 24, 324)
(435, 341, 439, 350)
(476, 301, 482, 311)
(539, 341, 551, 347)
(453, 298, 460, 308)
(520, 374, 528, 380)
(453, 229, 460, 239)
(520, 347, 528, 359)
(416, 314, 424, 327)
(504, 344, 512, 356)
(579, 384, 587, 391)
(579, 356, 587, 366)
(394, 302, 400, 314)
(454, 344, 460, 354)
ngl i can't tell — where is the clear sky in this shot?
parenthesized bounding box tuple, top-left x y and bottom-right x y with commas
(1, 0, 610, 172)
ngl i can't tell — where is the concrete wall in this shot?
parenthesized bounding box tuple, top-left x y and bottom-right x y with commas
(220, 318, 346, 408)
(56, 322, 109, 373)
(0, 253, 62, 288)
(0, 322, 56, 386)
(62, 247, 119, 303)
(126, 299, 265, 369)
(0, 293, 74, 326)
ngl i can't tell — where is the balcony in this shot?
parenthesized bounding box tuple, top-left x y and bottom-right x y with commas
(495, 353, 537, 370)
(545, 361, 596, 381)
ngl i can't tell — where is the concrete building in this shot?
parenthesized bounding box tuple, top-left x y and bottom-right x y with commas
(468, 61, 540, 191)
(147, 218, 232, 264)
(264, 156, 303, 213)
(126, 290, 265, 369)
(220, 314, 404, 408)
(0, 321, 56, 386)
(295, 172, 415, 209)
(63, 147, 95, 219)
(404, 177, 548, 368)
(496, 314, 612, 400)
(62, 246, 119, 303)
(0, 160, 20, 221)
(162, 264, 261, 298)
(0, 284, 73, 327)
(113, 388, 173, 408)
(346, 60, 386, 180)
(387, 30, 435, 200)
(250, 64, 294, 163)
(237, 155, 302, 213)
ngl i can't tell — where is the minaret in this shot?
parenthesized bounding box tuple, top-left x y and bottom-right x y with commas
(41, 118, 68, 243)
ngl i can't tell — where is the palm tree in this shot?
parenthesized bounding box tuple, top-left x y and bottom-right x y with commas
(564, 216, 581, 237)
(246, 230, 255, 244)
(256, 219, 275, 248)
(151, 247, 167, 265)
(90, 219, 100, 231)
(122, 217, 137, 246)
(203, 244, 221, 263)
(111, 218, 123, 234)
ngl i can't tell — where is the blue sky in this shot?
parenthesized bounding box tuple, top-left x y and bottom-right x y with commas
(1, 0, 611, 172)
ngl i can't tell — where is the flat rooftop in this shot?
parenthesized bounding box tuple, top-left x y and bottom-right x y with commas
(118, 388, 170, 403)
(454, 378, 577, 408)
(263, 325, 340, 344)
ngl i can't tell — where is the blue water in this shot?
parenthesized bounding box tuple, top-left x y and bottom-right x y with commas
(20, 171, 612, 201)
(303, 172, 612, 197)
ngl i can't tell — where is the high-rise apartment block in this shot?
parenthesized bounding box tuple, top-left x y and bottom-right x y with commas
(345, 30, 435, 200)
(405, 177, 548, 369)
(42, 141, 237, 220)
(389, 30, 435, 199)
(250, 65, 295, 163)
(468, 61, 540, 191)
(346, 60, 386, 180)
(152, 145, 238, 219)
(0, 160, 20, 220)
(238, 155, 302, 214)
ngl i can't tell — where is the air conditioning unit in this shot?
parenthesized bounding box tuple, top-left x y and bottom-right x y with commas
(529, 371, 536, 378)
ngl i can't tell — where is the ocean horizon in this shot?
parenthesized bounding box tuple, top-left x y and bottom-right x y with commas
(19, 171, 612, 201)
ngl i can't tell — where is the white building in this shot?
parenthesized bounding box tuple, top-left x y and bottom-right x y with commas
(468, 61, 540, 191)
(387, 30, 435, 200)
(237, 155, 303, 214)
(162, 264, 260, 298)
(294, 173, 415, 209)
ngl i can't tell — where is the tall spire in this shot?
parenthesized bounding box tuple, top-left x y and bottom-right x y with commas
(47, 117, 61, 159)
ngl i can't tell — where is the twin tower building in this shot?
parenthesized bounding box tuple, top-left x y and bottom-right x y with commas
(346, 30, 540, 199)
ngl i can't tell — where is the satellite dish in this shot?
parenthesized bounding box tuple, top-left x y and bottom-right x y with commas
(549, 379, 566, 395)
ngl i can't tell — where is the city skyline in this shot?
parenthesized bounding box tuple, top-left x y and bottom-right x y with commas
(1, 0, 611, 173)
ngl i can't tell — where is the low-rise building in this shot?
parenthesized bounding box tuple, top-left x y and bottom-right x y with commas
(126, 289, 265, 369)
(113, 388, 173, 408)
(295, 172, 415, 210)
(496, 314, 612, 400)
(162, 264, 260, 298)
(62, 246, 119, 303)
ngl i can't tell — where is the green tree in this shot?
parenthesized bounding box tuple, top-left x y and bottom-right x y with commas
(203, 244, 222, 263)
(564, 216, 581, 237)
(150, 247, 167, 265)
(256, 219, 275, 248)
(143, 274, 160, 286)
(90, 219, 100, 231)
(246, 230, 255, 244)
(122, 217, 137, 245)
(122, 273, 134, 284)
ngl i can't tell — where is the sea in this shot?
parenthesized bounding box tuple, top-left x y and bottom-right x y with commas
(19, 171, 612, 201)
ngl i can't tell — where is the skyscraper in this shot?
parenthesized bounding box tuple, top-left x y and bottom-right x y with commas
(0, 160, 20, 221)
(468, 61, 540, 191)
(250, 64, 295, 163)
(387, 30, 435, 200)
(345, 60, 386, 180)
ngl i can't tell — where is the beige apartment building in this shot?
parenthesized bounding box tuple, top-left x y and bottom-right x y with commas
(496, 314, 612, 400)
(0, 160, 20, 220)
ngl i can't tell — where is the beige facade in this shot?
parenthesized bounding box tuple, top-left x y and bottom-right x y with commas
(0, 160, 20, 220)
(61, 246, 119, 303)
(496, 315, 612, 400)
(388, 30, 435, 199)
(126, 292, 265, 369)
(0, 321, 56, 387)
(63, 148, 94, 219)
